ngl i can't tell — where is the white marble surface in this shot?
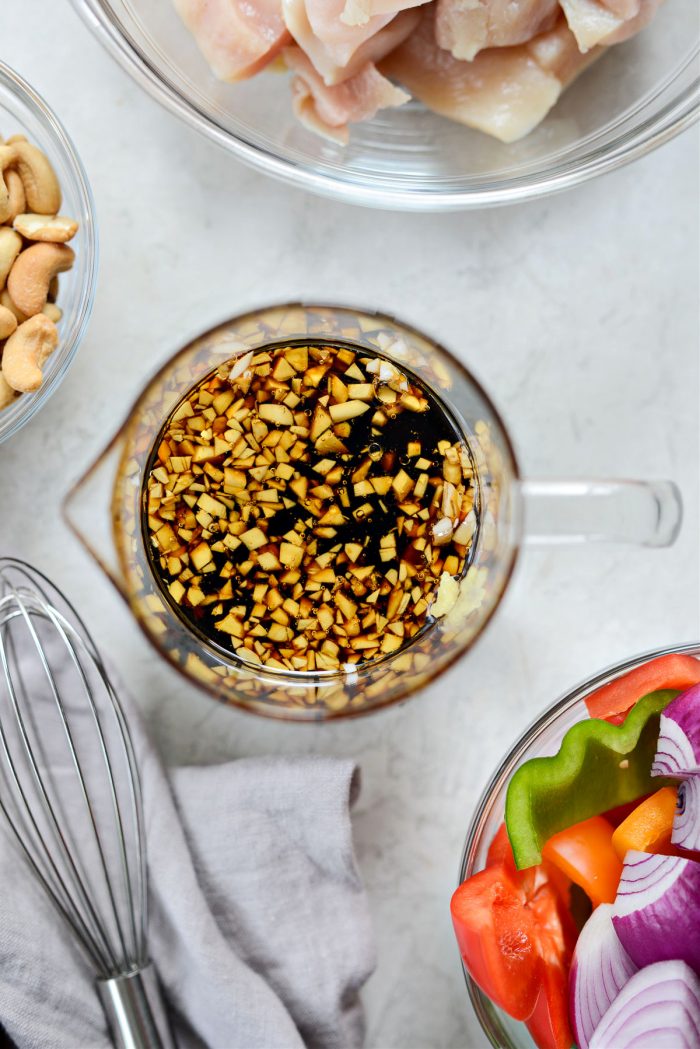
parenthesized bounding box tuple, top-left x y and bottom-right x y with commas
(2, 3, 699, 1047)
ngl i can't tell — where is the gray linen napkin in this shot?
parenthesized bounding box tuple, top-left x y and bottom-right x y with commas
(0, 683, 375, 1049)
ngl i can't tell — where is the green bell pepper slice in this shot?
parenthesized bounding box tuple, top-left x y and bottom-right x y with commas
(505, 690, 678, 870)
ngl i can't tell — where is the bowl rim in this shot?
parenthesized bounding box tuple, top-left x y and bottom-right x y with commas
(457, 640, 700, 1046)
(0, 60, 98, 445)
(70, 0, 699, 211)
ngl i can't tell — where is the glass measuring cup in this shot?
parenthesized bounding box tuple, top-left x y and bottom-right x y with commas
(63, 304, 682, 721)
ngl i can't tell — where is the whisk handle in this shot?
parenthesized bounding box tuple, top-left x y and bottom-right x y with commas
(98, 964, 176, 1049)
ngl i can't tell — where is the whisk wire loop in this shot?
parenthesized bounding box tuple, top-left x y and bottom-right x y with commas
(0, 559, 148, 975)
(0, 601, 117, 973)
(0, 558, 173, 1048)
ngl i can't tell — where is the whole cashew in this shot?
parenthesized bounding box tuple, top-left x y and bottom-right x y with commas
(0, 145, 18, 224)
(42, 302, 62, 324)
(0, 303, 17, 339)
(5, 170, 26, 222)
(0, 227, 22, 290)
(13, 213, 78, 243)
(0, 372, 16, 411)
(9, 140, 62, 215)
(7, 242, 74, 317)
(0, 288, 27, 323)
(1, 313, 58, 393)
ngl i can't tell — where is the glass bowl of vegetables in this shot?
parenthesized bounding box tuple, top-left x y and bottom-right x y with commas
(456, 644, 700, 1049)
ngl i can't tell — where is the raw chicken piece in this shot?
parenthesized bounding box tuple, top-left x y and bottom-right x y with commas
(299, 0, 395, 65)
(560, 0, 663, 52)
(284, 46, 409, 142)
(380, 11, 601, 143)
(174, 0, 290, 81)
(603, 0, 664, 42)
(597, 0, 642, 17)
(340, 0, 429, 26)
(283, 0, 422, 83)
(435, 0, 560, 61)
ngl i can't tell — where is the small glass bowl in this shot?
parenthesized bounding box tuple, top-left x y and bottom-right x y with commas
(457, 642, 700, 1048)
(70, 0, 698, 210)
(0, 62, 97, 446)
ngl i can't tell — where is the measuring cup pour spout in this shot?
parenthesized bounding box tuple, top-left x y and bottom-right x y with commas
(64, 430, 131, 598)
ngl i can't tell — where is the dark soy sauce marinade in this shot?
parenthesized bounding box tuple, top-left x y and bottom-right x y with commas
(143, 341, 479, 672)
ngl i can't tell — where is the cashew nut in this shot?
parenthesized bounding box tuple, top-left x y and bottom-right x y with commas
(5, 134, 27, 145)
(1, 313, 58, 393)
(9, 140, 62, 215)
(42, 302, 62, 324)
(5, 170, 26, 222)
(0, 304, 17, 340)
(0, 372, 16, 411)
(0, 145, 18, 224)
(0, 288, 27, 323)
(7, 242, 74, 317)
(0, 227, 22, 290)
(13, 213, 78, 243)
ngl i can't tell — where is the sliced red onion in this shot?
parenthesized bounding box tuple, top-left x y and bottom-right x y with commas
(612, 850, 700, 972)
(672, 776, 700, 852)
(569, 903, 637, 1049)
(652, 684, 700, 777)
(589, 960, 700, 1048)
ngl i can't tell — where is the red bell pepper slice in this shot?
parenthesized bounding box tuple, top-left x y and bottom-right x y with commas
(486, 820, 516, 868)
(452, 825, 575, 1046)
(525, 953, 573, 1049)
(487, 821, 541, 893)
(451, 863, 542, 1020)
(585, 654, 700, 723)
(487, 822, 573, 911)
(526, 882, 576, 1049)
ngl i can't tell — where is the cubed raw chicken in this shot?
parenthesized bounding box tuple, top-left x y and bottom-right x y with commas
(559, 0, 663, 52)
(174, 0, 667, 143)
(380, 10, 601, 142)
(284, 46, 409, 142)
(340, 0, 430, 25)
(307, 0, 431, 56)
(435, 0, 560, 61)
(173, 0, 290, 81)
(283, 0, 423, 83)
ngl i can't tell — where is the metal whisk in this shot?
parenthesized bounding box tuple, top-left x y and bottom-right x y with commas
(0, 558, 174, 1049)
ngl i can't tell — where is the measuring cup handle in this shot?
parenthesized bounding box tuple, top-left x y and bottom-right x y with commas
(518, 479, 682, 547)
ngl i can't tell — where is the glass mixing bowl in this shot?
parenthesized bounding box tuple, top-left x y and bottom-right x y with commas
(0, 62, 97, 446)
(71, 0, 698, 210)
(457, 642, 700, 1048)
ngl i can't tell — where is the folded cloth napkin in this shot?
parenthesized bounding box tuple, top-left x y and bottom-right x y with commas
(0, 679, 375, 1049)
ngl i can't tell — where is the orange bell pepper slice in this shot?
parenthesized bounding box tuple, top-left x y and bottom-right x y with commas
(541, 816, 622, 907)
(585, 653, 700, 723)
(611, 786, 678, 860)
